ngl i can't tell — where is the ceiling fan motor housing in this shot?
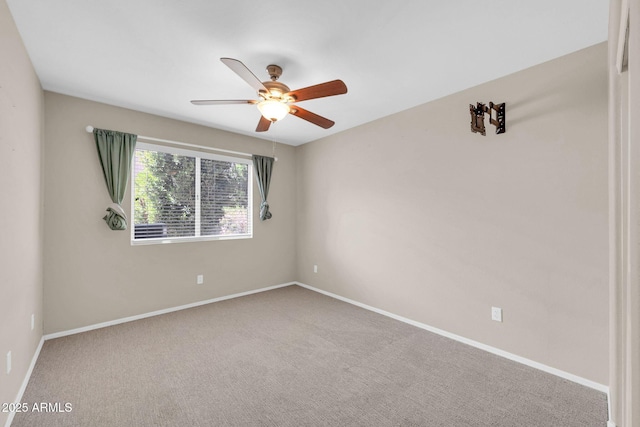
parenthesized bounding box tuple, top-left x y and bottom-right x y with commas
(261, 81, 292, 102)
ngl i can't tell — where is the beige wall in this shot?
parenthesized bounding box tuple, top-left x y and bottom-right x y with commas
(296, 43, 609, 385)
(42, 93, 297, 334)
(0, 0, 44, 425)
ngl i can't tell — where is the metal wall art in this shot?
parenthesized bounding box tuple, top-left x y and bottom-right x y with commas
(469, 102, 506, 136)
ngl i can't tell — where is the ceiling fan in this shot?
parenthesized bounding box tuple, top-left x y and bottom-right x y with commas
(191, 58, 348, 132)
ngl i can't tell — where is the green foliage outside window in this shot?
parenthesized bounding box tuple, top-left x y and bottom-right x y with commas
(133, 148, 249, 239)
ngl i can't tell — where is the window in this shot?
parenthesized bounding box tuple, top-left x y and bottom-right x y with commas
(131, 142, 252, 244)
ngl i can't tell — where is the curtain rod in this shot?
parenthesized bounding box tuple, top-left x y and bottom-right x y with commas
(85, 126, 277, 161)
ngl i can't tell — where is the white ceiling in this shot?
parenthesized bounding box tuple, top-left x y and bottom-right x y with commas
(6, 0, 609, 146)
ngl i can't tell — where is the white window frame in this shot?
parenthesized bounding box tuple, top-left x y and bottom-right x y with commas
(131, 142, 253, 245)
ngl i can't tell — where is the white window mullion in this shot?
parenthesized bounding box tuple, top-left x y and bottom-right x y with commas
(247, 163, 253, 235)
(195, 157, 201, 237)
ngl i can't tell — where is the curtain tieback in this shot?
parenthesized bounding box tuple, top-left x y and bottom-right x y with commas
(260, 201, 272, 221)
(103, 203, 128, 231)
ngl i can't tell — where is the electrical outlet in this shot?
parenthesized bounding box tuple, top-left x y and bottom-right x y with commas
(6, 351, 11, 374)
(196, 274, 204, 285)
(31, 314, 35, 331)
(491, 307, 503, 322)
(313, 265, 318, 273)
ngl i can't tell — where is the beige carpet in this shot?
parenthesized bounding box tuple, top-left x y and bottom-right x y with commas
(13, 285, 607, 426)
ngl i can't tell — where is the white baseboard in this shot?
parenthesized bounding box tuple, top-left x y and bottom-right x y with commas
(4, 336, 44, 427)
(607, 421, 616, 427)
(296, 282, 609, 394)
(44, 282, 296, 340)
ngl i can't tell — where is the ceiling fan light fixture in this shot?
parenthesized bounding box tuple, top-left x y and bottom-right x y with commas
(257, 99, 290, 122)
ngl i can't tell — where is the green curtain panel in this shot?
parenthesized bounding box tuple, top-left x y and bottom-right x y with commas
(252, 155, 274, 221)
(93, 128, 137, 230)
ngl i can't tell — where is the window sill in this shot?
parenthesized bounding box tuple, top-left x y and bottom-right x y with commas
(131, 233, 252, 246)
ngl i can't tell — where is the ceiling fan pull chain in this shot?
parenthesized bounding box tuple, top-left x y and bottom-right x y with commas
(269, 124, 277, 158)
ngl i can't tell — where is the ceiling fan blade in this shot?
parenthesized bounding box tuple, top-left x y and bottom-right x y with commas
(221, 58, 268, 93)
(191, 99, 257, 105)
(289, 106, 335, 129)
(285, 80, 347, 103)
(256, 116, 272, 132)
